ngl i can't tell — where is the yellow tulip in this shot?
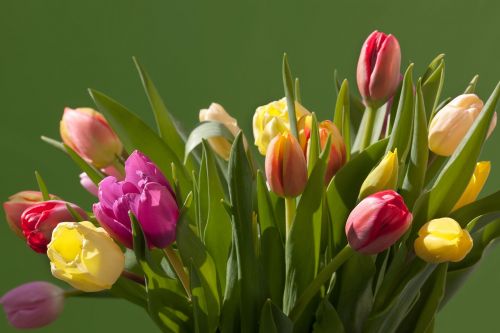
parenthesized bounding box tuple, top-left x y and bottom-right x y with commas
(452, 161, 491, 211)
(414, 218, 473, 263)
(253, 98, 310, 155)
(199, 103, 243, 160)
(358, 149, 398, 199)
(47, 221, 125, 292)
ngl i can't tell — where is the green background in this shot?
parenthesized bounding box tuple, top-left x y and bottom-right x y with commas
(1, 0, 499, 332)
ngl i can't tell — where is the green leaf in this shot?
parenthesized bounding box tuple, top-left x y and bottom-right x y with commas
(464, 74, 479, 94)
(401, 80, 429, 208)
(421, 54, 445, 120)
(333, 79, 351, 160)
(312, 300, 345, 333)
(185, 122, 235, 162)
(370, 104, 388, 144)
(110, 276, 148, 309)
(283, 54, 298, 138)
(258, 299, 294, 333)
(35, 171, 50, 201)
(387, 64, 415, 163)
(307, 113, 321, 174)
(220, 231, 241, 333)
(450, 190, 500, 227)
(333, 70, 365, 135)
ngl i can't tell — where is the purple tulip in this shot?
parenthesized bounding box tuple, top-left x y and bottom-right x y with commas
(93, 150, 178, 249)
(0, 281, 64, 329)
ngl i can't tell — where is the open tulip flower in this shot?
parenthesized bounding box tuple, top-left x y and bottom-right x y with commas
(3, 31, 500, 333)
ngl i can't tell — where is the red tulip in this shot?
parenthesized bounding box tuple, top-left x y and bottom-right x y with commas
(345, 190, 412, 254)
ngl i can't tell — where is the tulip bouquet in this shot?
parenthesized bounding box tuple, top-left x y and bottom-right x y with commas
(2, 30, 500, 333)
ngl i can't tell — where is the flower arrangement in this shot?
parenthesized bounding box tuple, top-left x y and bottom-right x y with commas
(1, 30, 499, 333)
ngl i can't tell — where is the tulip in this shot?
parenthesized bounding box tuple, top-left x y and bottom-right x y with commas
(199, 103, 244, 160)
(414, 218, 473, 263)
(356, 31, 401, 108)
(452, 161, 491, 211)
(265, 132, 308, 197)
(93, 150, 179, 249)
(345, 190, 412, 254)
(358, 149, 399, 199)
(428, 94, 497, 156)
(253, 98, 310, 155)
(3, 191, 58, 238)
(60, 107, 123, 168)
(0, 281, 64, 329)
(47, 221, 125, 292)
(80, 173, 99, 196)
(21, 200, 88, 253)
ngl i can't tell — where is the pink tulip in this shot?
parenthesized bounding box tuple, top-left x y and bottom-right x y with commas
(345, 190, 412, 254)
(357, 31, 401, 108)
(0, 281, 64, 329)
(79, 173, 99, 196)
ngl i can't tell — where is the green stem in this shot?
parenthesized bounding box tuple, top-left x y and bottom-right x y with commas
(289, 245, 354, 320)
(112, 157, 126, 177)
(285, 197, 296, 237)
(163, 247, 191, 299)
(360, 106, 376, 150)
(63, 289, 84, 298)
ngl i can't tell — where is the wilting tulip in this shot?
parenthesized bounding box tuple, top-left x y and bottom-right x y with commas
(0, 281, 64, 329)
(93, 150, 179, 249)
(265, 132, 308, 197)
(414, 218, 473, 263)
(452, 161, 491, 211)
(357, 31, 401, 107)
(80, 173, 98, 196)
(428, 94, 497, 156)
(199, 103, 244, 160)
(345, 190, 412, 254)
(3, 191, 58, 238)
(47, 222, 125, 292)
(60, 107, 123, 168)
(358, 150, 399, 199)
(253, 98, 310, 155)
(21, 200, 88, 253)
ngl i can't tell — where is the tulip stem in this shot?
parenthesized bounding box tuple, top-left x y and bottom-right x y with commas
(288, 245, 354, 321)
(360, 106, 376, 150)
(121, 270, 146, 286)
(285, 197, 296, 237)
(163, 247, 191, 299)
(63, 289, 84, 298)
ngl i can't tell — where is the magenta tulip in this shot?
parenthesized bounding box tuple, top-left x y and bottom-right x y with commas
(93, 150, 179, 249)
(356, 31, 401, 108)
(0, 281, 64, 329)
(345, 190, 412, 254)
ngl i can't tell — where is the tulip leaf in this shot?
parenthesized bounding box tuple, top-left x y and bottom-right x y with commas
(464, 74, 479, 94)
(312, 300, 345, 333)
(258, 299, 294, 333)
(387, 63, 415, 163)
(220, 232, 241, 333)
(333, 70, 365, 134)
(110, 276, 148, 309)
(185, 122, 235, 162)
(401, 80, 429, 208)
(450, 189, 500, 227)
(227, 133, 264, 333)
(333, 79, 351, 160)
(283, 54, 298, 138)
(295, 77, 302, 103)
(34, 171, 50, 201)
(307, 113, 321, 175)
(422, 54, 445, 120)
(370, 104, 388, 144)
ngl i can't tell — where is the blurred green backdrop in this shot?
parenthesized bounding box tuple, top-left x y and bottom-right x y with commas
(1, 0, 499, 332)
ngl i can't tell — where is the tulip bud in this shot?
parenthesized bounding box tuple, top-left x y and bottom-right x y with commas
(79, 173, 98, 196)
(21, 200, 88, 253)
(428, 94, 497, 156)
(358, 149, 399, 199)
(199, 103, 244, 160)
(345, 190, 412, 254)
(47, 221, 125, 292)
(356, 31, 401, 108)
(60, 107, 123, 168)
(414, 218, 473, 263)
(3, 191, 58, 238)
(452, 161, 491, 211)
(0, 281, 64, 329)
(265, 132, 308, 197)
(253, 98, 310, 155)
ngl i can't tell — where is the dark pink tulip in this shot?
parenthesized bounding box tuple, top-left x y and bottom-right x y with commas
(345, 190, 412, 254)
(356, 31, 401, 107)
(0, 281, 64, 329)
(93, 150, 178, 249)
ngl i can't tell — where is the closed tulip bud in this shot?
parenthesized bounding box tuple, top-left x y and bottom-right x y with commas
(80, 173, 98, 196)
(265, 132, 308, 197)
(452, 161, 491, 211)
(21, 200, 88, 253)
(60, 107, 123, 168)
(357, 31, 401, 108)
(414, 218, 473, 263)
(346, 190, 412, 254)
(358, 149, 399, 199)
(0, 281, 64, 329)
(47, 221, 125, 292)
(428, 94, 497, 156)
(199, 103, 244, 160)
(3, 191, 58, 238)
(253, 98, 310, 155)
